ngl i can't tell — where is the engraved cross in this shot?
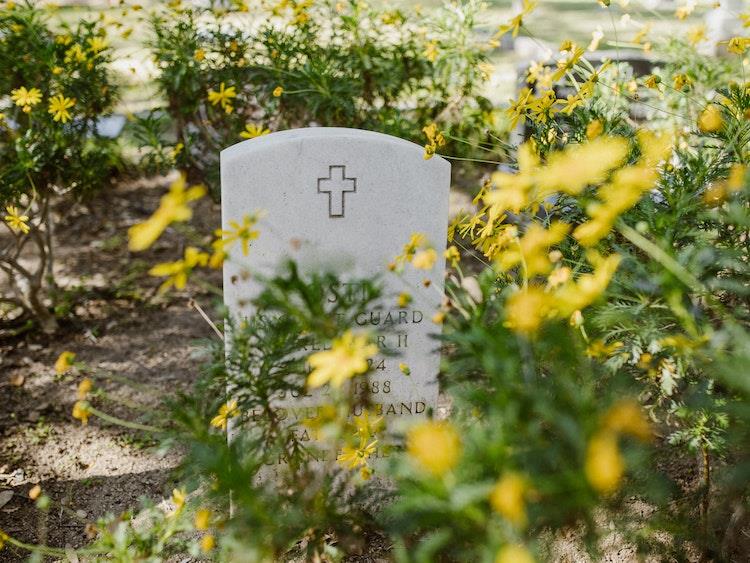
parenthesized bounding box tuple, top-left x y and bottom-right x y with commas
(317, 165, 356, 218)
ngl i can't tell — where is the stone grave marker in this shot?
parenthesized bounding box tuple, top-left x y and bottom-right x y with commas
(221, 127, 450, 468)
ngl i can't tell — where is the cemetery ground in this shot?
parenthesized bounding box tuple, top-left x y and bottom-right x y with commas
(0, 175, 219, 556)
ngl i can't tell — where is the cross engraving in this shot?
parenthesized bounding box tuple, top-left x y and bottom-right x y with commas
(317, 165, 357, 218)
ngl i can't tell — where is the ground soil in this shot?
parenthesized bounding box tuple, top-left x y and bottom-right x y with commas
(0, 175, 220, 561)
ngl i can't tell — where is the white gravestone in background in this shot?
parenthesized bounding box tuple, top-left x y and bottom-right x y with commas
(221, 127, 450, 464)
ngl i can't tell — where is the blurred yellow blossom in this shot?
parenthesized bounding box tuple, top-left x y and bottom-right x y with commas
(412, 248, 437, 269)
(55, 351, 76, 374)
(77, 378, 93, 400)
(496, 0, 536, 39)
(490, 472, 529, 528)
(698, 104, 723, 132)
(128, 174, 206, 251)
(273, 86, 283, 97)
(149, 247, 209, 293)
(496, 544, 535, 563)
(407, 420, 461, 476)
(194, 508, 211, 530)
(210, 399, 239, 431)
(603, 400, 652, 441)
(585, 430, 623, 494)
(72, 401, 90, 425)
(504, 286, 550, 334)
(307, 330, 377, 389)
(535, 136, 628, 196)
(200, 534, 215, 552)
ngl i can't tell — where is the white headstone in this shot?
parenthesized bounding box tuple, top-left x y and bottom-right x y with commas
(221, 127, 450, 464)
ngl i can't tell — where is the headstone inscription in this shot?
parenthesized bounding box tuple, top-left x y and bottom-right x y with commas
(221, 127, 450, 464)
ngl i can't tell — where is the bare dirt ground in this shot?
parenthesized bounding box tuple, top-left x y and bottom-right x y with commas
(0, 175, 221, 561)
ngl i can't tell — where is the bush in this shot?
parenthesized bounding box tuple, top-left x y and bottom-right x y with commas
(0, 1, 121, 332)
(135, 0, 495, 196)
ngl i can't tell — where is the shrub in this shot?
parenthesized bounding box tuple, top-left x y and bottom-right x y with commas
(0, 1, 121, 332)
(135, 0, 495, 196)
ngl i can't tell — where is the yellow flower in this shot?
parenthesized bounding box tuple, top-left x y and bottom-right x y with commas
(272, 86, 284, 97)
(337, 437, 377, 469)
(72, 401, 91, 425)
(4, 205, 30, 234)
(87, 36, 108, 53)
(194, 508, 211, 530)
(215, 213, 261, 256)
(64, 43, 87, 64)
(128, 174, 206, 251)
(698, 104, 723, 133)
(55, 351, 76, 374)
(496, 0, 536, 39)
(48, 94, 75, 123)
(399, 362, 411, 376)
(353, 409, 383, 440)
(586, 339, 623, 359)
(412, 248, 437, 269)
(240, 123, 271, 139)
(77, 378, 93, 400)
(726, 36, 750, 55)
(172, 488, 186, 513)
(672, 74, 692, 91)
(422, 122, 446, 160)
(603, 400, 652, 441)
(200, 534, 215, 552)
(423, 40, 438, 62)
(0, 530, 7, 550)
(586, 119, 603, 140)
(504, 286, 550, 335)
(490, 472, 529, 528)
(497, 221, 570, 277)
(194, 48, 206, 61)
(406, 420, 461, 476)
(687, 25, 707, 46)
(11, 86, 42, 112)
(210, 399, 239, 431)
(444, 245, 460, 267)
(307, 331, 377, 389)
(675, 4, 694, 20)
(397, 292, 412, 308)
(585, 430, 623, 494)
(535, 136, 628, 196)
(432, 310, 446, 324)
(207, 82, 237, 112)
(496, 544, 535, 563)
(644, 74, 661, 90)
(149, 246, 209, 293)
(28, 485, 41, 500)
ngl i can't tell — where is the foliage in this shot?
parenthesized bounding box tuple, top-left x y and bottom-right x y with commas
(135, 0, 495, 196)
(0, 1, 121, 332)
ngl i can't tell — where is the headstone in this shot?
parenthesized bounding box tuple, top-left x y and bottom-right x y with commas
(221, 127, 450, 469)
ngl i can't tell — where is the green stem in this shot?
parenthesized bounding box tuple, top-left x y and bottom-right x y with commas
(3, 533, 107, 558)
(88, 405, 163, 434)
(616, 222, 704, 293)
